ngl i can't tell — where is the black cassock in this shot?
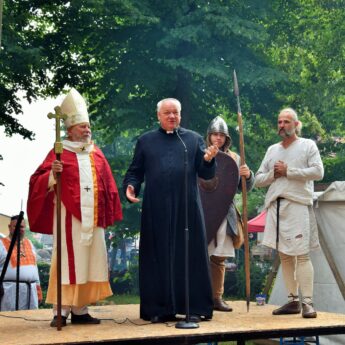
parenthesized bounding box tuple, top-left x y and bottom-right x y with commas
(123, 127, 215, 320)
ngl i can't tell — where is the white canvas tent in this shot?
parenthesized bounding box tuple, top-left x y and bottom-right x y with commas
(268, 181, 345, 345)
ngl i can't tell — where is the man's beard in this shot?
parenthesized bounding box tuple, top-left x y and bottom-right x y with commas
(278, 128, 295, 138)
(77, 135, 91, 143)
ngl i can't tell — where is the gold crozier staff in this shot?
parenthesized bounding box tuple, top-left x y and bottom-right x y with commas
(47, 106, 67, 330)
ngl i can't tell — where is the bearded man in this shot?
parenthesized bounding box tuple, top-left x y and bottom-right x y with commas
(255, 108, 324, 318)
(28, 88, 122, 327)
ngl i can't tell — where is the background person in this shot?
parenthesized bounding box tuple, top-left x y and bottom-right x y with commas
(0, 215, 42, 311)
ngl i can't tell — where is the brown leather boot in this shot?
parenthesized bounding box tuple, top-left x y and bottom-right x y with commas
(272, 301, 301, 315)
(302, 303, 317, 318)
(213, 298, 233, 312)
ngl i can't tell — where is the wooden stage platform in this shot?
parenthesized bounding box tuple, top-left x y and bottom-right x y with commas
(1, 301, 345, 345)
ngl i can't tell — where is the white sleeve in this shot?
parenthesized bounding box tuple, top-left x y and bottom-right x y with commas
(287, 141, 324, 181)
(254, 148, 276, 188)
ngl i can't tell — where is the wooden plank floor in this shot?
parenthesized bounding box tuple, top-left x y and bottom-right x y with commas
(1, 301, 345, 345)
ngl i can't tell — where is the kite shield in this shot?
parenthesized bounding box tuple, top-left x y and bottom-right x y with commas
(199, 151, 239, 244)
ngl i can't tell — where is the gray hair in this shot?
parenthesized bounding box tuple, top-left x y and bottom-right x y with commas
(279, 107, 302, 135)
(157, 98, 182, 113)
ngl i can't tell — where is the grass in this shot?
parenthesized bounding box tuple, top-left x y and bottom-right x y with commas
(103, 294, 246, 306)
(100, 294, 140, 305)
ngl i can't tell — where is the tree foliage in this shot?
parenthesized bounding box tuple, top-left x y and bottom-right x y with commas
(1, 0, 58, 139)
(1, 0, 345, 234)
(266, 0, 345, 136)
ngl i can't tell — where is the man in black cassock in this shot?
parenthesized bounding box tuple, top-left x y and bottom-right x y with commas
(123, 98, 218, 323)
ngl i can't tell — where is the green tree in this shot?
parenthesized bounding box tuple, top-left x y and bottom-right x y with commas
(3, 0, 345, 232)
(44, 0, 286, 234)
(79, 1, 286, 138)
(266, 0, 345, 139)
(1, 1, 58, 139)
(0, 0, 96, 167)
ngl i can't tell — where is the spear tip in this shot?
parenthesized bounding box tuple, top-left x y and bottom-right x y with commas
(233, 70, 239, 97)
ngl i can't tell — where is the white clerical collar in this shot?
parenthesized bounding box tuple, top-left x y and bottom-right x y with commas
(63, 140, 94, 153)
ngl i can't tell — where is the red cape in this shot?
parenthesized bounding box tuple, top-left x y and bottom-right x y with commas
(27, 146, 122, 234)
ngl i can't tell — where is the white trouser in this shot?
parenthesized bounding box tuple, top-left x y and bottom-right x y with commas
(279, 252, 314, 304)
(53, 305, 88, 317)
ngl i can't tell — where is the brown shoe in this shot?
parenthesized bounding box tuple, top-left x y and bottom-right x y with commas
(302, 303, 317, 318)
(272, 301, 301, 315)
(50, 315, 67, 327)
(213, 298, 233, 312)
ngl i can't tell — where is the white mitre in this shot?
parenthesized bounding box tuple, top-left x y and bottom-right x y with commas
(60, 88, 89, 128)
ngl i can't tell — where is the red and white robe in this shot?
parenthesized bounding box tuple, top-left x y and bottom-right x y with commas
(27, 140, 123, 307)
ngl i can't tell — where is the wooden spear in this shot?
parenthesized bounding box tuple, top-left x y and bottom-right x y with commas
(48, 106, 67, 331)
(233, 70, 251, 312)
(0, 0, 3, 48)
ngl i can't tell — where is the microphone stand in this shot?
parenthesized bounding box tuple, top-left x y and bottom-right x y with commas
(15, 217, 21, 310)
(175, 129, 199, 330)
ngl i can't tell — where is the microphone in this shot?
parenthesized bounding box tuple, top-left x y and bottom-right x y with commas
(175, 127, 187, 152)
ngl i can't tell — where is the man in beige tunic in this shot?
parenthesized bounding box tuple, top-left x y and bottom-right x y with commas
(255, 108, 323, 318)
